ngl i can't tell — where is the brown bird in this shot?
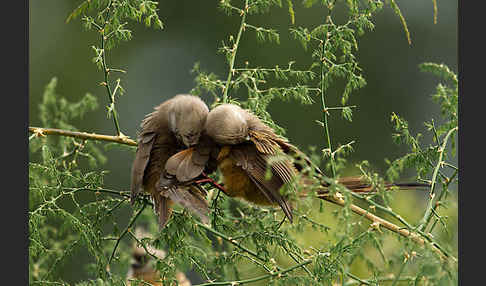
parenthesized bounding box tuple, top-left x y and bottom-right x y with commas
(126, 228, 192, 286)
(165, 103, 428, 223)
(130, 94, 213, 228)
(165, 103, 304, 222)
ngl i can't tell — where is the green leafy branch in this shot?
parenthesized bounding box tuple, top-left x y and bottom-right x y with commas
(29, 125, 455, 262)
(66, 0, 164, 137)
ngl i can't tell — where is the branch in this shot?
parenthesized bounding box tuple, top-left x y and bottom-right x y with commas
(320, 193, 456, 262)
(418, 126, 458, 232)
(194, 221, 264, 262)
(28, 126, 456, 262)
(29, 127, 136, 146)
(222, 0, 249, 103)
(343, 275, 417, 286)
(319, 17, 336, 177)
(194, 259, 312, 286)
(108, 202, 147, 265)
(99, 0, 123, 136)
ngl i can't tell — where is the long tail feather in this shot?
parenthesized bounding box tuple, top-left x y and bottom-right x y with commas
(299, 176, 430, 197)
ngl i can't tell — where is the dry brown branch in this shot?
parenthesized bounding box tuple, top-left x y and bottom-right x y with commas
(320, 194, 456, 262)
(29, 127, 137, 146)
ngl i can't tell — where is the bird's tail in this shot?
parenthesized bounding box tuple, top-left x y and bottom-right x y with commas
(335, 176, 429, 194)
(298, 175, 429, 198)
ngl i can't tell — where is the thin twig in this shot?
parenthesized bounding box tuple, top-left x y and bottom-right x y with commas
(222, 0, 249, 103)
(99, 0, 122, 136)
(344, 272, 371, 286)
(418, 127, 458, 232)
(108, 203, 147, 265)
(320, 16, 336, 177)
(391, 258, 408, 286)
(194, 259, 312, 286)
(281, 244, 314, 278)
(126, 230, 163, 262)
(194, 221, 264, 262)
(343, 275, 417, 286)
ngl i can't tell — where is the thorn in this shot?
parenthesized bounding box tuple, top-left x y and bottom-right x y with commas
(33, 128, 46, 137)
(403, 251, 410, 262)
(369, 221, 382, 233)
(411, 251, 418, 260)
(117, 132, 130, 142)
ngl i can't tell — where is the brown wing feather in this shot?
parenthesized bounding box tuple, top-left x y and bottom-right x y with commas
(162, 185, 209, 224)
(176, 151, 205, 182)
(264, 154, 297, 185)
(165, 148, 193, 175)
(249, 130, 278, 154)
(231, 146, 294, 222)
(153, 194, 171, 229)
(130, 132, 156, 204)
(165, 148, 205, 182)
(165, 135, 219, 182)
(249, 130, 298, 186)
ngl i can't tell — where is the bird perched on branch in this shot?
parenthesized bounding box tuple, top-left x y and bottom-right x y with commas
(165, 103, 307, 223)
(130, 94, 214, 228)
(126, 228, 192, 286)
(165, 103, 428, 223)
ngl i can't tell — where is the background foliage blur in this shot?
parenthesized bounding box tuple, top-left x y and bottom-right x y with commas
(29, 0, 457, 284)
(29, 0, 457, 181)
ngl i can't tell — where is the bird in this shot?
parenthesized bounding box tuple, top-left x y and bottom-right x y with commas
(126, 228, 192, 286)
(164, 103, 305, 223)
(130, 94, 214, 228)
(164, 103, 428, 223)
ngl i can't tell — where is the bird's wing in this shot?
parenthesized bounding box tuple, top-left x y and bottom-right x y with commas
(161, 185, 210, 225)
(165, 148, 205, 182)
(248, 130, 298, 187)
(153, 193, 171, 229)
(165, 135, 219, 182)
(130, 131, 157, 204)
(231, 145, 294, 222)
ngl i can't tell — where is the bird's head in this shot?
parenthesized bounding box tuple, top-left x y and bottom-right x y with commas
(205, 103, 250, 145)
(168, 94, 209, 147)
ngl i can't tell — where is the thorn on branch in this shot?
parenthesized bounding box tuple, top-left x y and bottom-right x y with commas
(369, 221, 382, 233)
(33, 128, 46, 138)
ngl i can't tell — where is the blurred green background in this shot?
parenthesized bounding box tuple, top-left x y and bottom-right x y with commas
(29, 0, 457, 284)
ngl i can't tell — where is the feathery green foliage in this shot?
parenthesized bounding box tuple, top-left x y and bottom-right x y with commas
(29, 1, 457, 285)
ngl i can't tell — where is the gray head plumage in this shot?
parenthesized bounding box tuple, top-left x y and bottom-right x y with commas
(205, 104, 251, 145)
(167, 94, 209, 147)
